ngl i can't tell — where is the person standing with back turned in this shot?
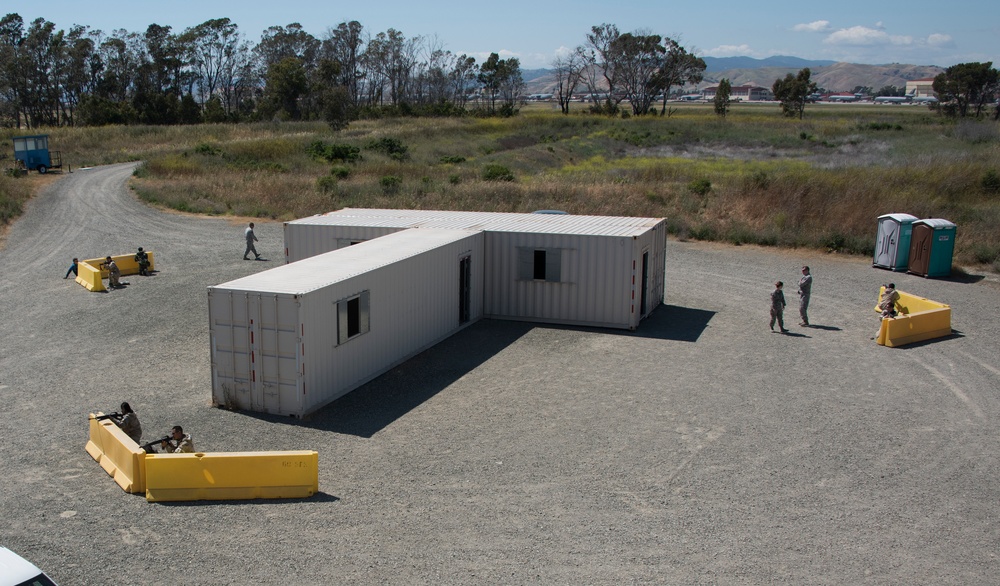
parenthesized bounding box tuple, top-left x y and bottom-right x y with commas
(244, 222, 260, 260)
(798, 265, 812, 326)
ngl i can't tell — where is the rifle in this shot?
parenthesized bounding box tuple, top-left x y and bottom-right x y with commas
(93, 412, 123, 421)
(140, 436, 172, 453)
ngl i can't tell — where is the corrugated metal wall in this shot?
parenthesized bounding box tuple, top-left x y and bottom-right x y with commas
(210, 230, 485, 417)
(484, 232, 635, 328)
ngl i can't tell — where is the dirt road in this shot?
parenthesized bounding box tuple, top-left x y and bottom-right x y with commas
(1, 163, 997, 585)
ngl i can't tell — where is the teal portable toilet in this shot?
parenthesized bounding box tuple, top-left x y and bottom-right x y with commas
(873, 213, 918, 271)
(907, 219, 956, 278)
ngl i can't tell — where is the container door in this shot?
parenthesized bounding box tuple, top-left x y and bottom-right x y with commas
(873, 219, 898, 267)
(210, 291, 254, 410)
(908, 224, 932, 276)
(249, 294, 301, 415)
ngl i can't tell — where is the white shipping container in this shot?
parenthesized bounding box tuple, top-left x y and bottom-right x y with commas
(483, 226, 666, 329)
(283, 209, 667, 330)
(208, 228, 484, 417)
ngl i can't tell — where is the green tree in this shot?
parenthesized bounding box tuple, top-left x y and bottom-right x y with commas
(773, 68, 817, 119)
(259, 56, 308, 120)
(478, 52, 522, 115)
(613, 32, 665, 115)
(653, 39, 705, 116)
(714, 78, 731, 118)
(933, 62, 1000, 118)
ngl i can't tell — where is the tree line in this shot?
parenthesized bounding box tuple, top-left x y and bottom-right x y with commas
(0, 15, 707, 129)
(767, 64, 1000, 120)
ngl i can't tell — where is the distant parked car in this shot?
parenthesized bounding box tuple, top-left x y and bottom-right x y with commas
(0, 547, 58, 586)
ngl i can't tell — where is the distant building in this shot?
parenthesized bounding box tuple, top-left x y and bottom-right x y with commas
(906, 77, 937, 98)
(701, 85, 773, 101)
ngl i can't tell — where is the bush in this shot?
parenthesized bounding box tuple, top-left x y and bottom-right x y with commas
(982, 169, 1000, 193)
(365, 137, 409, 160)
(316, 175, 338, 194)
(307, 140, 361, 163)
(688, 178, 712, 195)
(194, 143, 223, 156)
(448, 174, 461, 185)
(330, 165, 351, 179)
(440, 155, 466, 164)
(380, 175, 402, 193)
(482, 164, 515, 182)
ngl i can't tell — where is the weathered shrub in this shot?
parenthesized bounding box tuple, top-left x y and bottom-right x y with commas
(482, 164, 515, 182)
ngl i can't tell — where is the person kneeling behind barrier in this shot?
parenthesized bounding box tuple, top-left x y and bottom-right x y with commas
(873, 286, 951, 347)
(75, 252, 156, 291)
(86, 413, 318, 502)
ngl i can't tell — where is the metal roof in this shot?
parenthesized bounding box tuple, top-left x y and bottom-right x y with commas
(877, 213, 919, 222)
(211, 228, 480, 294)
(914, 218, 956, 229)
(287, 208, 664, 237)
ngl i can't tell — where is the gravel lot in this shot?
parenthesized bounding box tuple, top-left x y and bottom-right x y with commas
(1, 163, 998, 585)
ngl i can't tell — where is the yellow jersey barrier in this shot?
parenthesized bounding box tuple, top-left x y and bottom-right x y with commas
(86, 413, 318, 502)
(874, 287, 952, 347)
(75, 252, 155, 292)
(144, 451, 318, 503)
(85, 414, 147, 493)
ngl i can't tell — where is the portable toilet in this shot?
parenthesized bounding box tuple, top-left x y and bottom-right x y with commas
(12, 135, 61, 174)
(873, 213, 919, 271)
(907, 219, 957, 278)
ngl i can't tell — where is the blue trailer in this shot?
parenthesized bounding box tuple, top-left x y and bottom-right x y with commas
(13, 134, 62, 174)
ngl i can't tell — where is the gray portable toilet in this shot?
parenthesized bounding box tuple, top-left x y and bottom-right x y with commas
(908, 219, 957, 278)
(873, 213, 919, 271)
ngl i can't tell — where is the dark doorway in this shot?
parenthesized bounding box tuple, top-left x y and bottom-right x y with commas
(640, 251, 649, 316)
(459, 255, 471, 324)
(908, 224, 932, 276)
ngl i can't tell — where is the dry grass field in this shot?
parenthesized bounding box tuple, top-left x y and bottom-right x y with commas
(3, 103, 999, 270)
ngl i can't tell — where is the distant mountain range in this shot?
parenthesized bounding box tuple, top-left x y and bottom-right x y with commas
(702, 56, 837, 72)
(522, 56, 944, 94)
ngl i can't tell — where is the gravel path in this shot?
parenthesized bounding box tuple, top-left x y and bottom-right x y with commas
(1, 163, 998, 585)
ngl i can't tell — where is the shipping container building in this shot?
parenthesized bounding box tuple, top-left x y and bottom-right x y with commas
(208, 228, 484, 417)
(284, 209, 667, 330)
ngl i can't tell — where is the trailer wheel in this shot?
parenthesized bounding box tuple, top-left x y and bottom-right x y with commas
(38, 165, 47, 174)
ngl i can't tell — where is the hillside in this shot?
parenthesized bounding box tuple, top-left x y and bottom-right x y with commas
(704, 62, 944, 92)
(523, 59, 944, 95)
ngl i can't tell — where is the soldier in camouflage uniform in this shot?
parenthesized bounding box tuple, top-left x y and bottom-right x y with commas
(770, 281, 788, 333)
(112, 402, 142, 444)
(160, 425, 195, 453)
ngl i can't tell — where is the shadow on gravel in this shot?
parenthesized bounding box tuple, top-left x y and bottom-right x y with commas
(149, 492, 340, 506)
(242, 306, 715, 438)
(895, 329, 966, 349)
(940, 271, 985, 284)
(804, 324, 842, 331)
(264, 320, 535, 438)
(630, 304, 715, 342)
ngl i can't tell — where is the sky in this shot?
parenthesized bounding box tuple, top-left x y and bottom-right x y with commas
(16, 0, 999, 69)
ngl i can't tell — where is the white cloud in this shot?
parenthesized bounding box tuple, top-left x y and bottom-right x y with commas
(824, 26, 913, 47)
(704, 44, 757, 57)
(553, 45, 575, 59)
(792, 20, 831, 33)
(927, 33, 954, 48)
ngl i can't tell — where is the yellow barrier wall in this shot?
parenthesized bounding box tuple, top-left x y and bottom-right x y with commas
(144, 451, 318, 502)
(85, 414, 146, 493)
(874, 288, 952, 347)
(75, 252, 155, 292)
(76, 261, 105, 292)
